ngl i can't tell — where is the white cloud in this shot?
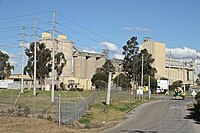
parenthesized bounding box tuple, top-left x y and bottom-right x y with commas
(123, 26, 151, 33)
(166, 47, 200, 59)
(100, 42, 125, 59)
(135, 27, 151, 32)
(123, 27, 132, 31)
(82, 49, 97, 53)
(114, 54, 124, 60)
(100, 42, 118, 52)
(0, 49, 18, 66)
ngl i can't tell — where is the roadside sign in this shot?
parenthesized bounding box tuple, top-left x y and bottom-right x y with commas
(143, 86, 148, 92)
(191, 90, 197, 97)
(137, 87, 143, 95)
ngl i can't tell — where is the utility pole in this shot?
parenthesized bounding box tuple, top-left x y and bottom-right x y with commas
(21, 26, 25, 93)
(183, 59, 186, 93)
(192, 59, 196, 85)
(51, 10, 56, 102)
(148, 76, 151, 99)
(168, 51, 172, 95)
(141, 54, 144, 87)
(106, 72, 112, 105)
(33, 17, 37, 96)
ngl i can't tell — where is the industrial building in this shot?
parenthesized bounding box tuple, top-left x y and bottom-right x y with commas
(7, 34, 195, 91)
(142, 38, 194, 85)
(40, 32, 106, 90)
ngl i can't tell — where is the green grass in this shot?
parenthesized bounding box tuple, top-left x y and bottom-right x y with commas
(0, 89, 92, 115)
(79, 112, 93, 125)
(78, 93, 154, 132)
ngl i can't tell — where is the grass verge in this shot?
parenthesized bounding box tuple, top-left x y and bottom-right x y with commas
(78, 99, 153, 133)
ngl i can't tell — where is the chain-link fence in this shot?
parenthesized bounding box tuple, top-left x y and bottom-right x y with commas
(57, 91, 98, 125)
(0, 89, 58, 119)
(0, 89, 149, 126)
(0, 89, 97, 124)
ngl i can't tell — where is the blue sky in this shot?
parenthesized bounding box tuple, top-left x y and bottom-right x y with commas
(1, 0, 200, 73)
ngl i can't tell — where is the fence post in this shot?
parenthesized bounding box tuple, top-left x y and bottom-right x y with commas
(10, 91, 12, 108)
(58, 94, 61, 125)
(74, 98, 76, 120)
(34, 95, 36, 117)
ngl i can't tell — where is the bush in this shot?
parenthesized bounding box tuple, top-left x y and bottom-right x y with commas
(60, 82, 65, 90)
(6, 105, 31, 117)
(17, 105, 22, 116)
(8, 108, 14, 116)
(24, 106, 31, 117)
(195, 92, 200, 108)
(37, 114, 44, 119)
(69, 88, 83, 91)
(47, 115, 52, 121)
(171, 80, 182, 91)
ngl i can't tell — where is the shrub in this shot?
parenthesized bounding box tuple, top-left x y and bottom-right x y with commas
(69, 88, 83, 91)
(195, 92, 200, 109)
(47, 115, 52, 121)
(17, 105, 22, 116)
(24, 106, 31, 117)
(8, 108, 14, 116)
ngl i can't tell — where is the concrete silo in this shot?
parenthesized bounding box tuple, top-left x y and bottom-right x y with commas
(41, 32, 53, 50)
(58, 34, 73, 78)
(96, 56, 106, 69)
(85, 56, 97, 79)
(73, 54, 86, 79)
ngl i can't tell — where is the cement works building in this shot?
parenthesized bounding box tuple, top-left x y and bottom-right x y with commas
(142, 38, 194, 85)
(39, 32, 106, 90)
(27, 35, 195, 90)
(7, 34, 194, 90)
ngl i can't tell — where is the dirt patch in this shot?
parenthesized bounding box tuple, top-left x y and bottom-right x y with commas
(0, 116, 76, 133)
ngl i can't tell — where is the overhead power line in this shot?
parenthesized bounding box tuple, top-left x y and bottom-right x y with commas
(57, 23, 100, 44)
(0, 11, 50, 21)
(56, 12, 118, 45)
(55, 30, 98, 51)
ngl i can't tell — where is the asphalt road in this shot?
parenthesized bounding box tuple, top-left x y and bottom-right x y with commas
(99, 97, 199, 133)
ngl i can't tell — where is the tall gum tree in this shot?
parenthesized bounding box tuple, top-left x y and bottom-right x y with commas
(122, 36, 139, 82)
(0, 50, 14, 80)
(122, 37, 157, 85)
(24, 42, 52, 82)
(24, 42, 67, 89)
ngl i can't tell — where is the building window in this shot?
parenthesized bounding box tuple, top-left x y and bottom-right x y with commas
(68, 80, 75, 84)
(187, 71, 189, 81)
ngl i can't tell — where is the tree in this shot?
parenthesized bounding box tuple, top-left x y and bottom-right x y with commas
(93, 60, 115, 90)
(171, 80, 183, 91)
(0, 50, 14, 80)
(122, 36, 157, 85)
(122, 36, 139, 81)
(91, 72, 108, 84)
(196, 73, 200, 86)
(138, 49, 157, 83)
(96, 59, 115, 76)
(143, 75, 157, 93)
(24, 42, 52, 83)
(195, 92, 200, 108)
(160, 77, 168, 80)
(113, 73, 130, 90)
(55, 52, 67, 80)
(54, 52, 67, 90)
(196, 78, 200, 86)
(25, 42, 67, 89)
(91, 72, 108, 90)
